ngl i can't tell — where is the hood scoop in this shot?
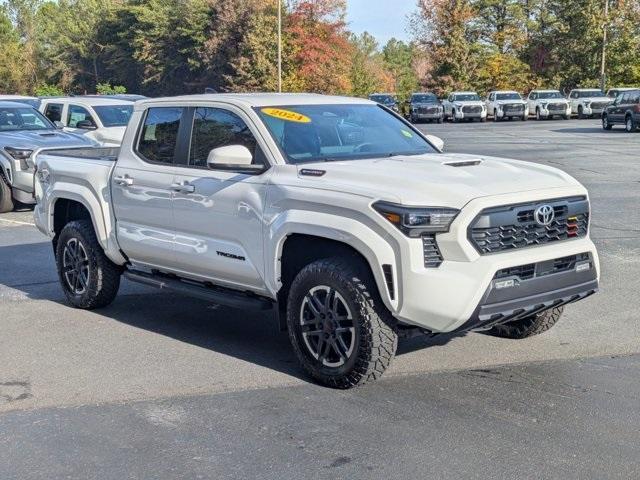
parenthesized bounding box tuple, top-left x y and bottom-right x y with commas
(443, 159, 483, 167)
(38, 132, 58, 137)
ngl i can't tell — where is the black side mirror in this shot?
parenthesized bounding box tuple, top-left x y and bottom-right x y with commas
(76, 119, 97, 130)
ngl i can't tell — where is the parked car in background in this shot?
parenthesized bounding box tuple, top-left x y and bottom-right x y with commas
(34, 93, 598, 387)
(568, 89, 612, 119)
(91, 94, 148, 102)
(485, 91, 528, 121)
(0, 101, 95, 212)
(442, 92, 487, 122)
(0, 95, 40, 109)
(368, 93, 399, 113)
(39, 97, 134, 145)
(527, 90, 571, 120)
(606, 87, 638, 99)
(408, 92, 443, 123)
(602, 89, 640, 132)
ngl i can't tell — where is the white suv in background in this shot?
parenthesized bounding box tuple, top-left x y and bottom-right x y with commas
(485, 91, 528, 121)
(527, 90, 571, 120)
(39, 97, 134, 145)
(568, 89, 612, 119)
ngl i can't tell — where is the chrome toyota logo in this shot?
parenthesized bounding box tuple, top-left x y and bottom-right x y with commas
(534, 204, 555, 226)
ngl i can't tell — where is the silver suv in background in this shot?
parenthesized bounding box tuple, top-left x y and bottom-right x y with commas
(568, 89, 612, 119)
(0, 101, 95, 212)
(527, 90, 571, 120)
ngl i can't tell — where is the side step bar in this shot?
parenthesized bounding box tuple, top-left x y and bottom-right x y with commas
(124, 270, 274, 311)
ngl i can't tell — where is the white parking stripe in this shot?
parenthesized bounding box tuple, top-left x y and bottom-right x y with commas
(0, 218, 35, 226)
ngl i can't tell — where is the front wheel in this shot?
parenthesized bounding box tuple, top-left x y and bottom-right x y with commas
(0, 173, 14, 213)
(602, 115, 613, 130)
(286, 258, 398, 388)
(521, 114, 527, 121)
(625, 115, 637, 132)
(487, 307, 564, 339)
(55, 220, 122, 309)
(578, 106, 585, 119)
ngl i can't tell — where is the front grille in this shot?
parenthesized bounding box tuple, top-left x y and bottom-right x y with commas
(469, 197, 589, 254)
(423, 234, 444, 268)
(417, 106, 439, 114)
(462, 105, 482, 114)
(504, 104, 525, 113)
(495, 253, 591, 281)
(591, 101, 610, 109)
(548, 103, 566, 111)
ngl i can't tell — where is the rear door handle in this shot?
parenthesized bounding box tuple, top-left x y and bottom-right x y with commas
(170, 182, 195, 193)
(114, 175, 134, 186)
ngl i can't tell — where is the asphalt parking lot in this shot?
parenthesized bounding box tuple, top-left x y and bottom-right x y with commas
(1, 118, 639, 479)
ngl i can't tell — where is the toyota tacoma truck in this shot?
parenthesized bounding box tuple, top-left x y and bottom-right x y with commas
(485, 91, 528, 121)
(443, 92, 487, 122)
(33, 94, 599, 388)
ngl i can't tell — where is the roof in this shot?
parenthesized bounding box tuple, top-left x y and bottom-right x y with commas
(0, 95, 38, 100)
(137, 93, 374, 109)
(492, 90, 519, 94)
(451, 91, 478, 95)
(571, 88, 602, 91)
(41, 96, 135, 106)
(0, 101, 36, 109)
(530, 89, 562, 92)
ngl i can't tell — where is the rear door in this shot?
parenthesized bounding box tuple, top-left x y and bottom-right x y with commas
(111, 106, 186, 269)
(170, 104, 271, 293)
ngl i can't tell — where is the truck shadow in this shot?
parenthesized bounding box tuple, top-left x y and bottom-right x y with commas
(1, 240, 464, 383)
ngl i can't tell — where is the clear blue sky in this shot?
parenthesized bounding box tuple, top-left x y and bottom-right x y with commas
(346, 0, 415, 45)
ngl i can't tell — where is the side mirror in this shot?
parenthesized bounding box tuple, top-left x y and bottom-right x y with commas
(206, 145, 264, 174)
(76, 119, 96, 130)
(54, 120, 64, 129)
(425, 134, 444, 152)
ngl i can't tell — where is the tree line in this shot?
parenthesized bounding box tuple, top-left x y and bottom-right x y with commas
(1, 0, 638, 102)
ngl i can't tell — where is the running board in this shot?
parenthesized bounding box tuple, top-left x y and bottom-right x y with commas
(124, 270, 274, 311)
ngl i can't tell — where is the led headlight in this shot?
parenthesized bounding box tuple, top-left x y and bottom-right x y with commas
(4, 147, 34, 170)
(373, 201, 459, 237)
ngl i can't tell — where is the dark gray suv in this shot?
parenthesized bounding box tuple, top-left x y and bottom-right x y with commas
(602, 89, 640, 132)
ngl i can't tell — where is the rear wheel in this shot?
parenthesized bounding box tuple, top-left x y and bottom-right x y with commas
(55, 220, 122, 309)
(625, 114, 637, 132)
(286, 257, 398, 388)
(536, 108, 542, 121)
(602, 114, 613, 130)
(487, 307, 564, 339)
(0, 173, 14, 213)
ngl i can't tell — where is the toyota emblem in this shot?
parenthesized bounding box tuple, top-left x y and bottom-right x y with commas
(534, 204, 555, 226)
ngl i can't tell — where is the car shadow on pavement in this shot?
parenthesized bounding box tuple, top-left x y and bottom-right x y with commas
(551, 127, 628, 134)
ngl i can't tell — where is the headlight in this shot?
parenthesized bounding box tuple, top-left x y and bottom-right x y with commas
(4, 147, 33, 170)
(584, 101, 591, 106)
(373, 201, 459, 237)
(454, 103, 462, 108)
(541, 103, 548, 109)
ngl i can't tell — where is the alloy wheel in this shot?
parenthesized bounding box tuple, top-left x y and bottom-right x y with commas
(299, 285, 355, 367)
(62, 238, 90, 295)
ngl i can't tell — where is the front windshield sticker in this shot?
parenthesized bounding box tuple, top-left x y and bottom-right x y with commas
(261, 107, 311, 123)
(401, 129, 413, 138)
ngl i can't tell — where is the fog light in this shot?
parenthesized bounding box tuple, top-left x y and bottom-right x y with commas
(494, 279, 516, 290)
(575, 262, 591, 272)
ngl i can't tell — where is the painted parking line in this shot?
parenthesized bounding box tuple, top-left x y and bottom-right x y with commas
(0, 218, 35, 226)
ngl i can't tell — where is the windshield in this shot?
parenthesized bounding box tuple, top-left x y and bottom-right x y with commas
(496, 93, 522, 100)
(412, 94, 438, 103)
(369, 95, 396, 105)
(255, 104, 436, 164)
(93, 105, 134, 127)
(537, 91, 563, 99)
(453, 94, 480, 101)
(577, 90, 606, 98)
(0, 106, 54, 131)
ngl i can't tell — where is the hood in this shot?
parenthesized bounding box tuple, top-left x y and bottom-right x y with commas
(581, 97, 611, 103)
(453, 100, 484, 107)
(0, 129, 96, 150)
(296, 153, 580, 209)
(495, 99, 526, 105)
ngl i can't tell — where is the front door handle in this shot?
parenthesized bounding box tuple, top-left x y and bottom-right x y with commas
(170, 182, 195, 193)
(114, 175, 134, 186)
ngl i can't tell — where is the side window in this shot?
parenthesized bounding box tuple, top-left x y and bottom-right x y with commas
(44, 103, 63, 122)
(188, 107, 263, 168)
(571, 92, 578, 99)
(530, 93, 537, 100)
(633, 93, 640, 104)
(68, 105, 95, 128)
(137, 107, 183, 164)
(620, 93, 630, 104)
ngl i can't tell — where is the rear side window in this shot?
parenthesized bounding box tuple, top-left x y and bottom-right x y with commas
(68, 105, 95, 128)
(632, 93, 640, 104)
(137, 107, 183, 164)
(188, 107, 262, 168)
(44, 103, 63, 122)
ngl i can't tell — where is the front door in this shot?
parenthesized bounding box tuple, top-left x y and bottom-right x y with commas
(170, 105, 270, 293)
(111, 106, 185, 269)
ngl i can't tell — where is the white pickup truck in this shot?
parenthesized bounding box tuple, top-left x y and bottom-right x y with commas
(33, 94, 599, 388)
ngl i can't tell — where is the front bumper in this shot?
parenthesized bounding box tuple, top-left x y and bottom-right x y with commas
(454, 110, 487, 119)
(496, 107, 527, 118)
(539, 106, 571, 117)
(412, 111, 442, 120)
(390, 188, 600, 332)
(580, 106, 607, 116)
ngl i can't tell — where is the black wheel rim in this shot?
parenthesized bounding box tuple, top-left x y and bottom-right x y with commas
(62, 238, 90, 295)
(299, 286, 355, 368)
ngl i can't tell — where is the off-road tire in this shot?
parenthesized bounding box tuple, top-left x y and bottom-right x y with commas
(625, 114, 637, 133)
(286, 257, 398, 389)
(0, 172, 14, 213)
(487, 307, 564, 339)
(55, 220, 121, 309)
